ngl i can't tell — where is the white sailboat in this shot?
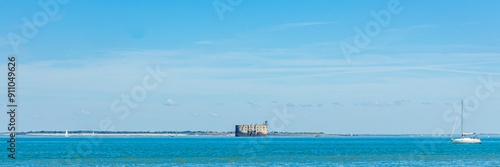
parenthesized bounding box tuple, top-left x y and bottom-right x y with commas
(451, 100, 481, 144)
(65, 130, 70, 137)
(171, 131, 178, 137)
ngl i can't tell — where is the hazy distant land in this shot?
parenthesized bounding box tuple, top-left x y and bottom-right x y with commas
(1, 131, 498, 137)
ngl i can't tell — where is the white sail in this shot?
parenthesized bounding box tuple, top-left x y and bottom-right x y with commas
(65, 130, 69, 137)
(451, 100, 481, 144)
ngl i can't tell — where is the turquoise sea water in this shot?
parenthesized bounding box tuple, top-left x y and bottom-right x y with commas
(1, 136, 499, 166)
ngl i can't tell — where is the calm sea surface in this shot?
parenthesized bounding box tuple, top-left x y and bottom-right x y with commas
(1, 136, 499, 166)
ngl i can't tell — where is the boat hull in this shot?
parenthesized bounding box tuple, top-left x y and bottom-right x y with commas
(451, 138, 481, 144)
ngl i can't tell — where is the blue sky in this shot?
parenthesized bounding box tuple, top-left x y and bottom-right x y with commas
(1, 0, 500, 134)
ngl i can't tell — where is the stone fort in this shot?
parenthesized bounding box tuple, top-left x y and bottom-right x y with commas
(235, 121, 268, 137)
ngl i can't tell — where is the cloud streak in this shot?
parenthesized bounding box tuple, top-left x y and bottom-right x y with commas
(247, 102, 261, 108)
(194, 41, 214, 45)
(164, 99, 179, 106)
(81, 109, 90, 115)
(359, 100, 408, 107)
(273, 22, 335, 30)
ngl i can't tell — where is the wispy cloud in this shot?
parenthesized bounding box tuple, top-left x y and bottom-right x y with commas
(299, 104, 314, 107)
(194, 41, 214, 45)
(408, 25, 436, 30)
(421, 102, 433, 105)
(273, 21, 335, 30)
(164, 99, 179, 106)
(247, 102, 261, 108)
(331, 102, 342, 106)
(421, 68, 500, 76)
(101, 49, 500, 78)
(81, 109, 90, 115)
(359, 100, 408, 106)
(107, 49, 183, 57)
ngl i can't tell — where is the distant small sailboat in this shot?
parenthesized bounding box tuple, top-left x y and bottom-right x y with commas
(170, 131, 177, 137)
(65, 130, 69, 137)
(451, 100, 481, 144)
(92, 132, 95, 136)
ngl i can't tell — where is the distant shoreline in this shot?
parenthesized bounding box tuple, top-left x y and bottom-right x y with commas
(1, 131, 498, 137)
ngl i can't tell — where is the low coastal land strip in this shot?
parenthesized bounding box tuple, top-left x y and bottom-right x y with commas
(1, 131, 498, 137)
(1, 131, 321, 137)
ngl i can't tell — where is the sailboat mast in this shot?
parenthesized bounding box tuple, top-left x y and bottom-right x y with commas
(461, 100, 463, 138)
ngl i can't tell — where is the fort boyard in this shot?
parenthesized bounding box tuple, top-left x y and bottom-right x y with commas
(235, 121, 268, 137)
